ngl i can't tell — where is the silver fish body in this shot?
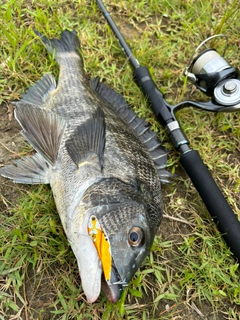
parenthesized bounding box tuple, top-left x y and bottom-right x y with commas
(0, 30, 170, 303)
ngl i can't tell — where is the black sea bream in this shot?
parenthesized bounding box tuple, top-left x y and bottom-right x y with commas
(0, 30, 171, 303)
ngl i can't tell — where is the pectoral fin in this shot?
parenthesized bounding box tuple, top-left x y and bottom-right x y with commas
(15, 105, 65, 166)
(66, 106, 105, 169)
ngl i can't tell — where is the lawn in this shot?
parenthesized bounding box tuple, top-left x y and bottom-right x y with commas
(0, 0, 239, 319)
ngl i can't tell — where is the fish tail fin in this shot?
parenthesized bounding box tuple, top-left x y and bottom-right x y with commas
(34, 30, 82, 62)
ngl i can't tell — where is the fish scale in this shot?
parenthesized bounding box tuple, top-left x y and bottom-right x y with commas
(0, 29, 171, 303)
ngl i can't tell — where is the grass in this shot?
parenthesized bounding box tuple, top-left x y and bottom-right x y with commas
(0, 0, 239, 319)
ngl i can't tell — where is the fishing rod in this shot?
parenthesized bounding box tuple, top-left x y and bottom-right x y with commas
(96, 0, 240, 261)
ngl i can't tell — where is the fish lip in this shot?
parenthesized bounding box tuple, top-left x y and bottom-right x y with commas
(101, 262, 128, 303)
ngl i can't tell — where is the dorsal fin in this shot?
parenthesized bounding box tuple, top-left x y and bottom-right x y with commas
(18, 73, 56, 107)
(66, 106, 106, 170)
(15, 105, 65, 166)
(90, 78, 172, 182)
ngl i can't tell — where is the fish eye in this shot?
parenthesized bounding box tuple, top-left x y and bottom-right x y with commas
(128, 227, 144, 247)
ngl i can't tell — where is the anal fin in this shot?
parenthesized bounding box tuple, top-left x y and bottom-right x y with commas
(0, 153, 50, 184)
(15, 105, 65, 166)
(18, 74, 56, 107)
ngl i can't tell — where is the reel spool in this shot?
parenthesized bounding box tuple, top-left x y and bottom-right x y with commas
(184, 35, 240, 108)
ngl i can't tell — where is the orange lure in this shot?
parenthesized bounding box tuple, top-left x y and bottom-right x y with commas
(88, 215, 112, 282)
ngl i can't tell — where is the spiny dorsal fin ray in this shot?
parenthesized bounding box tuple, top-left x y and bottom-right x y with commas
(15, 105, 65, 166)
(17, 74, 56, 107)
(90, 78, 172, 183)
(0, 153, 50, 184)
(66, 106, 106, 170)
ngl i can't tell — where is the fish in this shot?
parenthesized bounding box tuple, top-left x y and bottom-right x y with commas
(0, 30, 171, 303)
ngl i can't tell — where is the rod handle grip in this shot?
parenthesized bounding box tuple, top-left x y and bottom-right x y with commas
(133, 66, 173, 124)
(180, 149, 240, 261)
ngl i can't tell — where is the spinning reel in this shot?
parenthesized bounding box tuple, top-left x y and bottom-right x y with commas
(182, 34, 240, 112)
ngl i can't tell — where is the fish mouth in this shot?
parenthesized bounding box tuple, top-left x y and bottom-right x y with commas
(101, 263, 128, 303)
(87, 214, 128, 302)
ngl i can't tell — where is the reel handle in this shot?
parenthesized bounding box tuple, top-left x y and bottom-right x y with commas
(181, 150, 240, 261)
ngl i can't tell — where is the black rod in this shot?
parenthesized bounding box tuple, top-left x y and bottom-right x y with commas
(96, 0, 139, 70)
(96, 0, 240, 261)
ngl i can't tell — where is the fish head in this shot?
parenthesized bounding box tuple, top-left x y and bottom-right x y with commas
(70, 178, 161, 303)
(89, 201, 155, 303)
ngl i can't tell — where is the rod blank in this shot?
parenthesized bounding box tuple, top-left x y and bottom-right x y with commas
(96, 0, 139, 69)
